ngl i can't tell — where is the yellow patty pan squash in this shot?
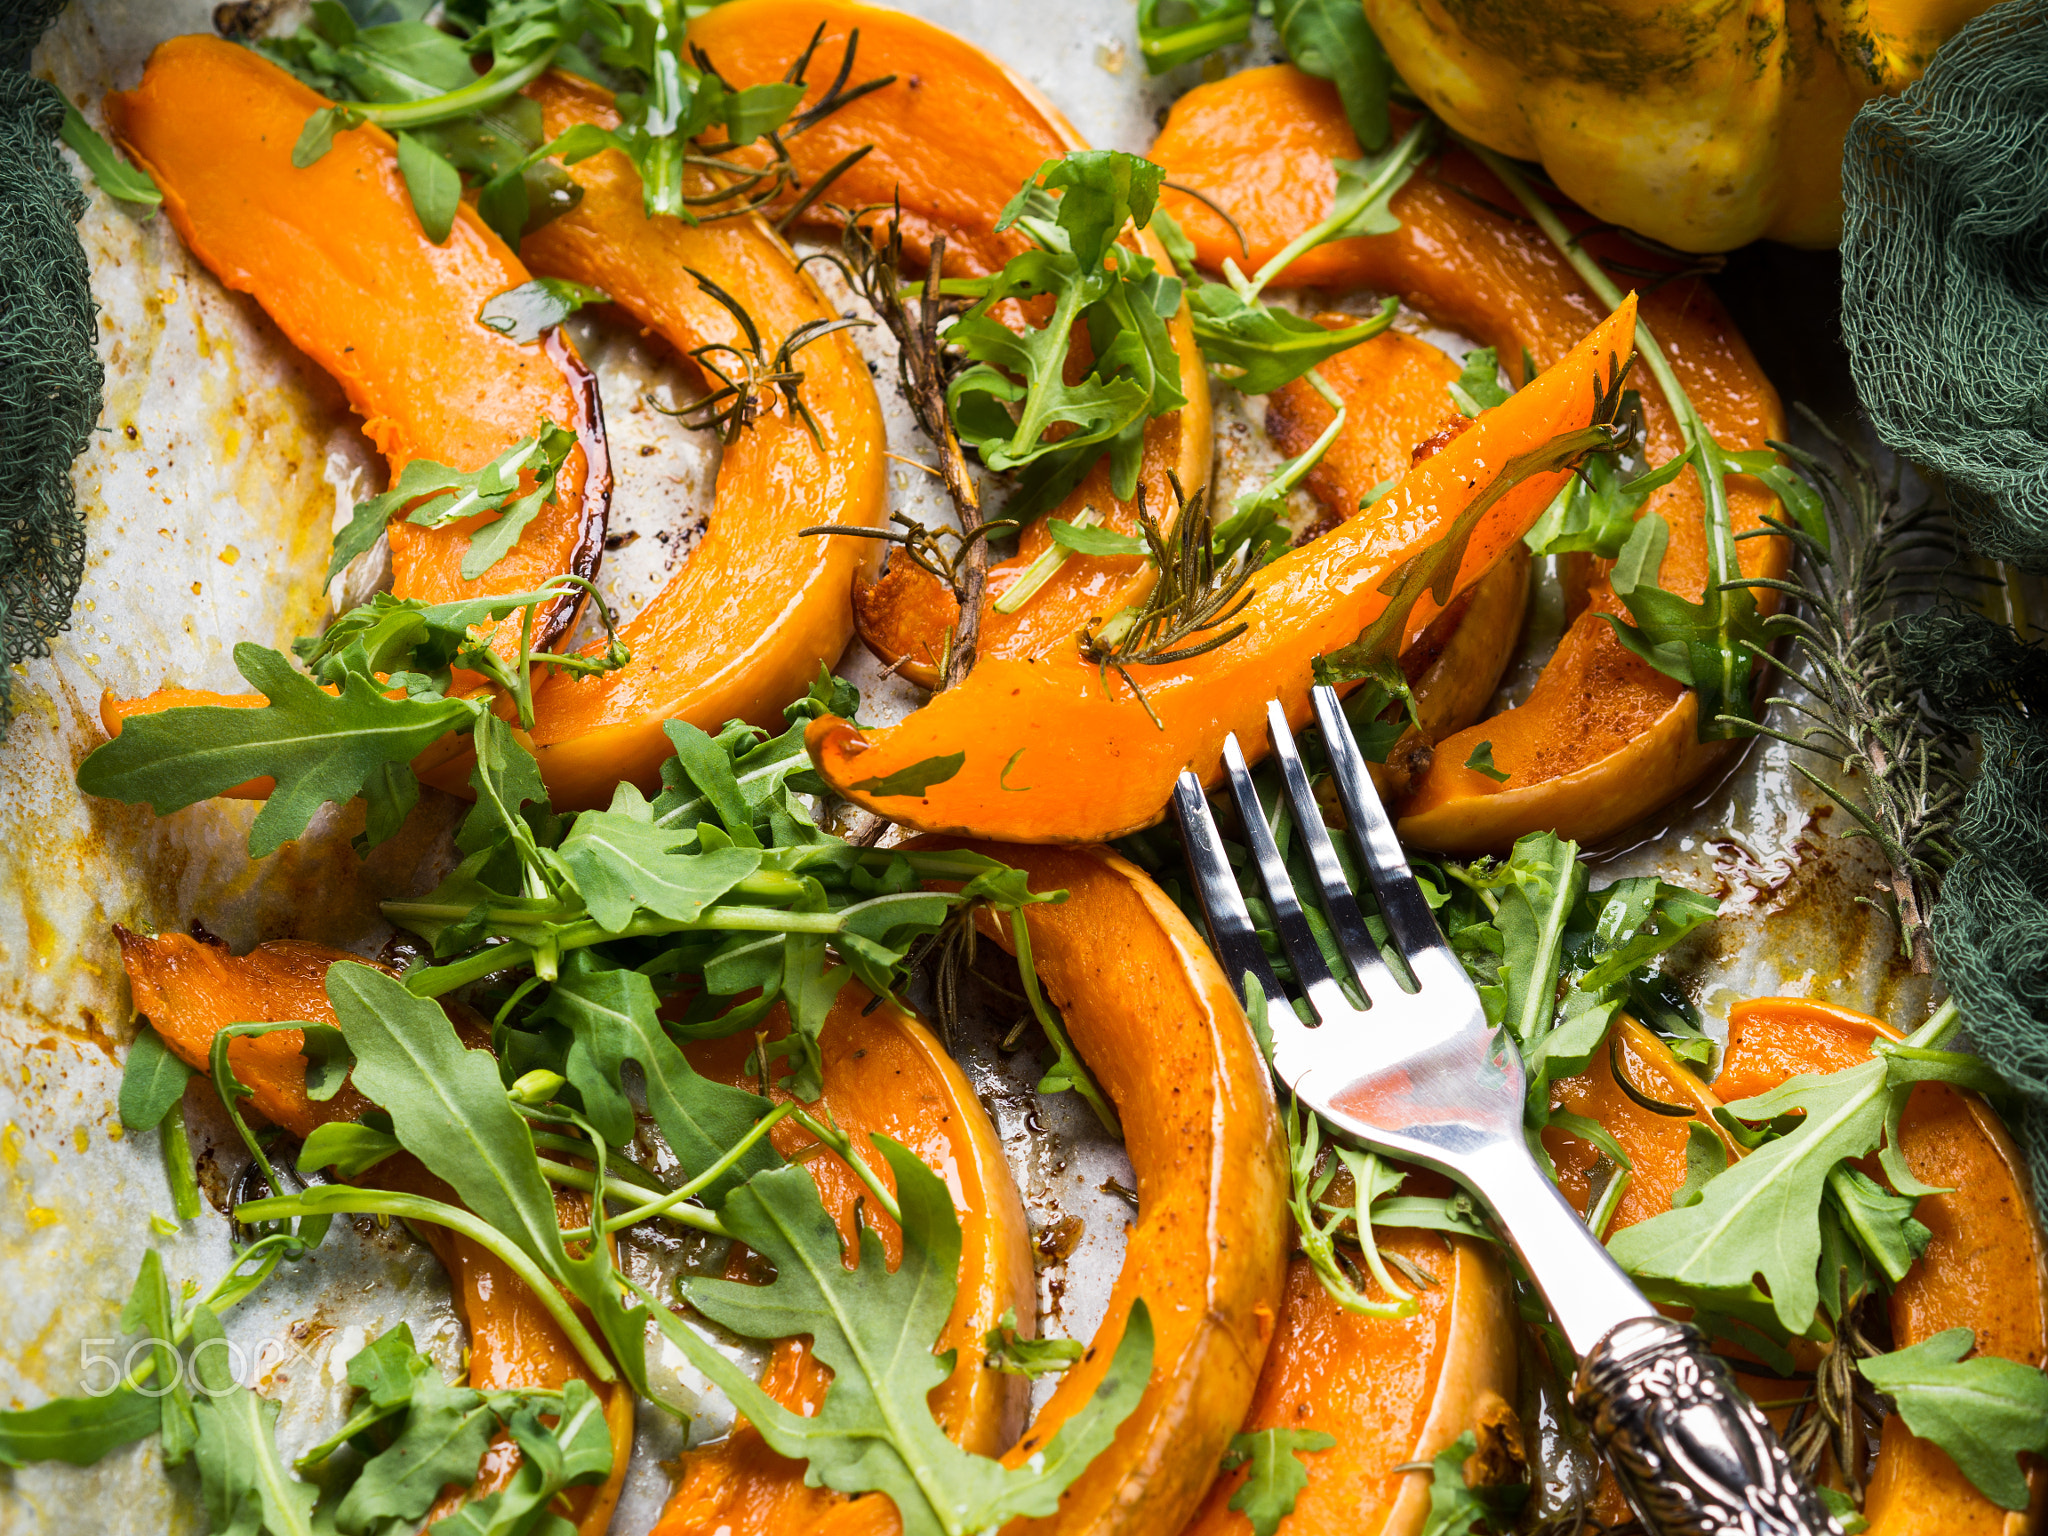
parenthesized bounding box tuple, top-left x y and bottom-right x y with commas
(1362, 0, 1994, 251)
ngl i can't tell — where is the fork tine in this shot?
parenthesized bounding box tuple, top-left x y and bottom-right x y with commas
(1218, 733, 1358, 1024)
(1310, 684, 1462, 988)
(1170, 770, 1289, 1016)
(1262, 699, 1402, 1001)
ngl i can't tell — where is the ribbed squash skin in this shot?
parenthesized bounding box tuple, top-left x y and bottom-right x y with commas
(1362, 0, 1995, 252)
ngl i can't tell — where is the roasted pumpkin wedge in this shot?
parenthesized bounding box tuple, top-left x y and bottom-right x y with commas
(656, 986, 1033, 1534)
(1713, 998, 2048, 1536)
(687, 0, 1213, 685)
(1551, 1003, 2048, 1533)
(106, 36, 607, 653)
(806, 300, 1635, 844)
(912, 839, 1289, 1535)
(1150, 68, 1790, 852)
(1180, 1229, 1513, 1536)
(112, 933, 633, 1535)
(444, 69, 888, 809)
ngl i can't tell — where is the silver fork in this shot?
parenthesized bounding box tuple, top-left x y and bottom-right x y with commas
(1172, 685, 1837, 1536)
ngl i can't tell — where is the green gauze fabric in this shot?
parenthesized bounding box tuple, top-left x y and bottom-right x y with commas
(1899, 609, 2048, 1205)
(1839, 0, 2048, 571)
(0, 0, 97, 724)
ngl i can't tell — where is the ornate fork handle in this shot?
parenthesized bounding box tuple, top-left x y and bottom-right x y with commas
(1575, 1317, 1842, 1536)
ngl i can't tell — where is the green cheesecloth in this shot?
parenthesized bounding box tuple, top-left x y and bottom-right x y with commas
(0, 0, 98, 724)
(1841, 0, 2048, 1204)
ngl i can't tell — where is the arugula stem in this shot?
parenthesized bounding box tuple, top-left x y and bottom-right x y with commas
(1460, 138, 1747, 731)
(1244, 117, 1430, 298)
(345, 50, 559, 131)
(402, 897, 961, 997)
(559, 1103, 803, 1241)
(1009, 911, 1123, 1138)
(159, 1103, 201, 1222)
(538, 1158, 730, 1238)
(237, 1186, 619, 1383)
(992, 508, 1107, 616)
(105, 1234, 305, 1396)
(790, 1108, 904, 1227)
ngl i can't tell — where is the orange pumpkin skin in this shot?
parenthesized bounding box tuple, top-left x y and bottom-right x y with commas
(1150, 67, 1790, 852)
(655, 988, 1033, 1535)
(684, 0, 1214, 691)
(105, 36, 607, 654)
(805, 300, 1637, 844)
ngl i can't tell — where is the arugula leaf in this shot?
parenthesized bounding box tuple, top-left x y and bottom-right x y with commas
(1447, 348, 1510, 417)
(1463, 741, 1509, 783)
(1608, 1058, 1893, 1334)
(1220, 1428, 1336, 1536)
(333, 1371, 495, 1533)
(1825, 1162, 1931, 1285)
(0, 1385, 161, 1471)
(1858, 1329, 2048, 1510)
(555, 799, 759, 933)
(1523, 394, 1692, 559)
(323, 961, 650, 1396)
(1273, 0, 1396, 151)
(529, 949, 780, 1199)
(1136, 0, 1253, 71)
(59, 105, 162, 206)
(119, 1026, 193, 1131)
(477, 277, 609, 344)
(75, 642, 476, 858)
(999, 150, 1167, 272)
(1187, 288, 1397, 395)
(850, 753, 967, 798)
(328, 423, 579, 583)
(947, 152, 1185, 512)
(667, 1140, 1156, 1536)
(395, 127, 463, 242)
(188, 1304, 320, 1536)
(119, 1248, 197, 1465)
(1244, 118, 1432, 295)
(982, 1309, 1085, 1378)
(1415, 1429, 1523, 1536)
(431, 1379, 613, 1536)
(299, 1119, 403, 1178)
(1048, 517, 1150, 558)
(1672, 1121, 1727, 1209)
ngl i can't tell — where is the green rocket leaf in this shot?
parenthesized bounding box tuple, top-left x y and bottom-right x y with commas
(1859, 1329, 2048, 1510)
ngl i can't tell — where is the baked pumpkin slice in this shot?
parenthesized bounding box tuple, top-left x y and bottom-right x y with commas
(113, 932, 633, 1535)
(656, 987, 1034, 1534)
(421, 67, 889, 810)
(105, 35, 608, 654)
(1547, 1004, 2048, 1532)
(687, 0, 1213, 688)
(1150, 67, 1791, 852)
(805, 299, 1636, 844)
(1179, 1228, 1514, 1536)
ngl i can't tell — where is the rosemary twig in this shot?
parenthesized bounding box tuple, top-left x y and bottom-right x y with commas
(1722, 413, 1965, 973)
(802, 203, 989, 688)
(650, 268, 868, 445)
(1080, 476, 1256, 726)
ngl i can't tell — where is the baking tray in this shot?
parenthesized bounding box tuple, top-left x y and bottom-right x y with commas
(0, 4, 1941, 1530)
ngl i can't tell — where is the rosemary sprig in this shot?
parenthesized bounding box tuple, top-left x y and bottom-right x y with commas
(1081, 476, 1256, 725)
(801, 203, 991, 688)
(1724, 416, 1966, 973)
(649, 269, 867, 445)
